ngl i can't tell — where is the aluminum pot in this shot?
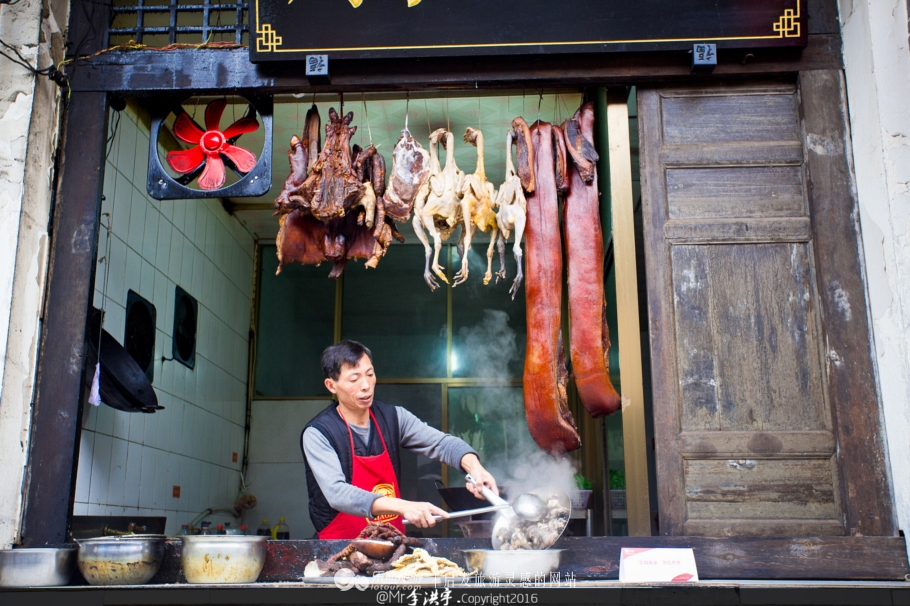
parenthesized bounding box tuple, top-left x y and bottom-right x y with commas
(462, 549, 564, 580)
(76, 535, 166, 585)
(180, 535, 267, 584)
(0, 548, 77, 587)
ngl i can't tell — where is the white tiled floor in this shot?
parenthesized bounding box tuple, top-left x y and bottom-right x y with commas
(73, 104, 257, 538)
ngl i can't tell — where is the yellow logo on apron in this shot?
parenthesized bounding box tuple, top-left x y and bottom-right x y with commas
(367, 483, 399, 523)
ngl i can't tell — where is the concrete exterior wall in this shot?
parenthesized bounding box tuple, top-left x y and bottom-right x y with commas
(0, 0, 67, 549)
(840, 0, 910, 552)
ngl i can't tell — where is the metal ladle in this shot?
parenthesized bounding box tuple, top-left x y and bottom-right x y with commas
(465, 475, 550, 549)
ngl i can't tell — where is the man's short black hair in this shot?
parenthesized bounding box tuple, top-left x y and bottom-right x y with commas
(321, 340, 373, 380)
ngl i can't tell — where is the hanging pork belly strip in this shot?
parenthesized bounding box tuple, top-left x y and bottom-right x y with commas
(522, 120, 580, 454)
(562, 102, 621, 418)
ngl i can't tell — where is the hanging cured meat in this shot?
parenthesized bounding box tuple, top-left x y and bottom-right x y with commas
(456, 127, 500, 286)
(274, 106, 400, 277)
(494, 130, 527, 299)
(376, 127, 431, 228)
(562, 103, 621, 418)
(522, 120, 580, 454)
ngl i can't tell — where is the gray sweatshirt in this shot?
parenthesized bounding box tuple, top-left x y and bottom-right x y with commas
(302, 406, 478, 518)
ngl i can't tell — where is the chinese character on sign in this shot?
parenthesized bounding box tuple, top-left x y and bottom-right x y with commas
(520, 572, 532, 587)
(305, 54, 329, 76)
(407, 588, 419, 606)
(549, 572, 561, 586)
(440, 588, 453, 606)
(423, 589, 439, 605)
(691, 43, 717, 73)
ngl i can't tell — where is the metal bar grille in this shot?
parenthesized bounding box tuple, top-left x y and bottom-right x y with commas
(109, 0, 249, 46)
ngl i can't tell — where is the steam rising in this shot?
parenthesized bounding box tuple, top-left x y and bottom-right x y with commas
(451, 309, 579, 497)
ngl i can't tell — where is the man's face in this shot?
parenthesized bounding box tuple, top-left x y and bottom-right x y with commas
(324, 354, 376, 412)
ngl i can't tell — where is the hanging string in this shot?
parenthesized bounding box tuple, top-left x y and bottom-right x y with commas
(537, 89, 544, 126)
(405, 91, 410, 131)
(424, 98, 431, 139)
(362, 93, 373, 146)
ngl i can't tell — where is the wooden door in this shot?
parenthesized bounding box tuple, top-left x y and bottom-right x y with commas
(639, 75, 896, 537)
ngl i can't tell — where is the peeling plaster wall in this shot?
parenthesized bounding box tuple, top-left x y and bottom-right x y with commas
(0, 0, 67, 548)
(840, 0, 910, 554)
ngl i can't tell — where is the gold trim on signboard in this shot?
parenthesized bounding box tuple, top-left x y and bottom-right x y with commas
(254, 0, 803, 54)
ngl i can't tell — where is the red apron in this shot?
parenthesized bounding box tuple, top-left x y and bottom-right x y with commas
(317, 409, 406, 540)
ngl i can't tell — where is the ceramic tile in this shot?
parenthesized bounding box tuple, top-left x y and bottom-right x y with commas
(129, 408, 145, 444)
(198, 465, 212, 511)
(128, 188, 147, 252)
(87, 503, 106, 516)
(139, 203, 161, 261)
(194, 205, 209, 251)
(112, 171, 132, 239)
(202, 416, 215, 464)
(159, 198, 175, 224)
(155, 218, 172, 273)
(180, 238, 194, 294)
(154, 272, 169, 335)
(195, 358, 209, 412)
(143, 398, 160, 447)
(117, 117, 137, 175)
(172, 200, 187, 235)
(204, 209, 218, 262)
(102, 302, 125, 345)
(95, 401, 115, 437)
(184, 362, 197, 404)
(193, 406, 206, 461)
(124, 442, 143, 508)
(192, 247, 205, 300)
(88, 433, 113, 505)
(157, 397, 177, 453)
(107, 437, 129, 506)
(183, 201, 197, 242)
(83, 398, 98, 431)
(75, 430, 95, 503)
(138, 447, 158, 508)
(112, 408, 130, 441)
(125, 246, 142, 303)
(201, 260, 215, 307)
(181, 400, 195, 457)
(164, 279, 176, 341)
(168, 227, 185, 283)
(140, 258, 156, 301)
(73, 502, 89, 515)
(188, 459, 203, 513)
(106, 236, 128, 308)
(166, 453, 183, 510)
(209, 418, 223, 466)
(134, 129, 151, 186)
(161, 357, 175, 397)
(174, 362, 186, 402)
(195, 310, 209, 366)
(153, 448, 169, 509)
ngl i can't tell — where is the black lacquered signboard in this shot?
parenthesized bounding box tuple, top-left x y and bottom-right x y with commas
(250, 0, 806, 62)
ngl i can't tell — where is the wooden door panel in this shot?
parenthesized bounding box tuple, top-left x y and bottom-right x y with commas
(661, 93, 800, 144)
(671, 243, 828, 433)
(666, 166, 806, 219)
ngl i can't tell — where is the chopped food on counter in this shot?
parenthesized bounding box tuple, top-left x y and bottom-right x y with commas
(307, 523, 424, 577)
(373, 548, 468, 578)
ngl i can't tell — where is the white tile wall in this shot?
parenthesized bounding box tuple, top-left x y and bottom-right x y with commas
(74, 103, 256, 537)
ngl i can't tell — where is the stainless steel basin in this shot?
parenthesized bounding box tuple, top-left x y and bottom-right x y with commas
(0, 548, 77, 587)
(462, 549, 564, 580)
(180, 535, 267, 584)
(76, 535, 166, 585)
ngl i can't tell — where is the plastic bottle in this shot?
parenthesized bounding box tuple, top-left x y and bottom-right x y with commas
(200, 521, 211, 536)
(216, 524, 225, 535)
(256, 518, 271, 537)
(273, 518, 290, 540)
(240, 525, 247, 536)
(178, 525, 189, 536)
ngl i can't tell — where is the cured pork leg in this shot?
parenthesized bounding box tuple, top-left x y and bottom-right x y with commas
(456, 127, 499, 286)
(378, 128, 431, 229)
(494, 130, 527, 299)
(562, 102, 621, 417)
(523, 120, 580, 454)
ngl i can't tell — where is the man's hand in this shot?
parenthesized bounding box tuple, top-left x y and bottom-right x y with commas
(460, 453, 499, 499)
(371, 497, 449, 529)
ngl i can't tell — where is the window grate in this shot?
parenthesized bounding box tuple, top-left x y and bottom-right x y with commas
(108, 0, 249, 47)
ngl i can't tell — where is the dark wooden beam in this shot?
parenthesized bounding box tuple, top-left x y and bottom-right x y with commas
(19, 0, 110, 547)
(799, 70, 898, 537)
(68, 34, 842, 95)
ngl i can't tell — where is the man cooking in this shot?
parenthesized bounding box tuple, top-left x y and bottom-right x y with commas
(302, 340, 499, 539)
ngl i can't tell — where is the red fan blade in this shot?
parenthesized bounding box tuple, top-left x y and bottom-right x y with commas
(222, 116, 260, 140)
(197, 153, 226, 190)
(205, 99, 227, 132)
(222, 144, 258, 173)
(173, 113, 205, 145)
(166, 146, 206, 174)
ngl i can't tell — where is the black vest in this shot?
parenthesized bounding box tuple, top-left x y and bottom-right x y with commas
(302, 401, 401, 534)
